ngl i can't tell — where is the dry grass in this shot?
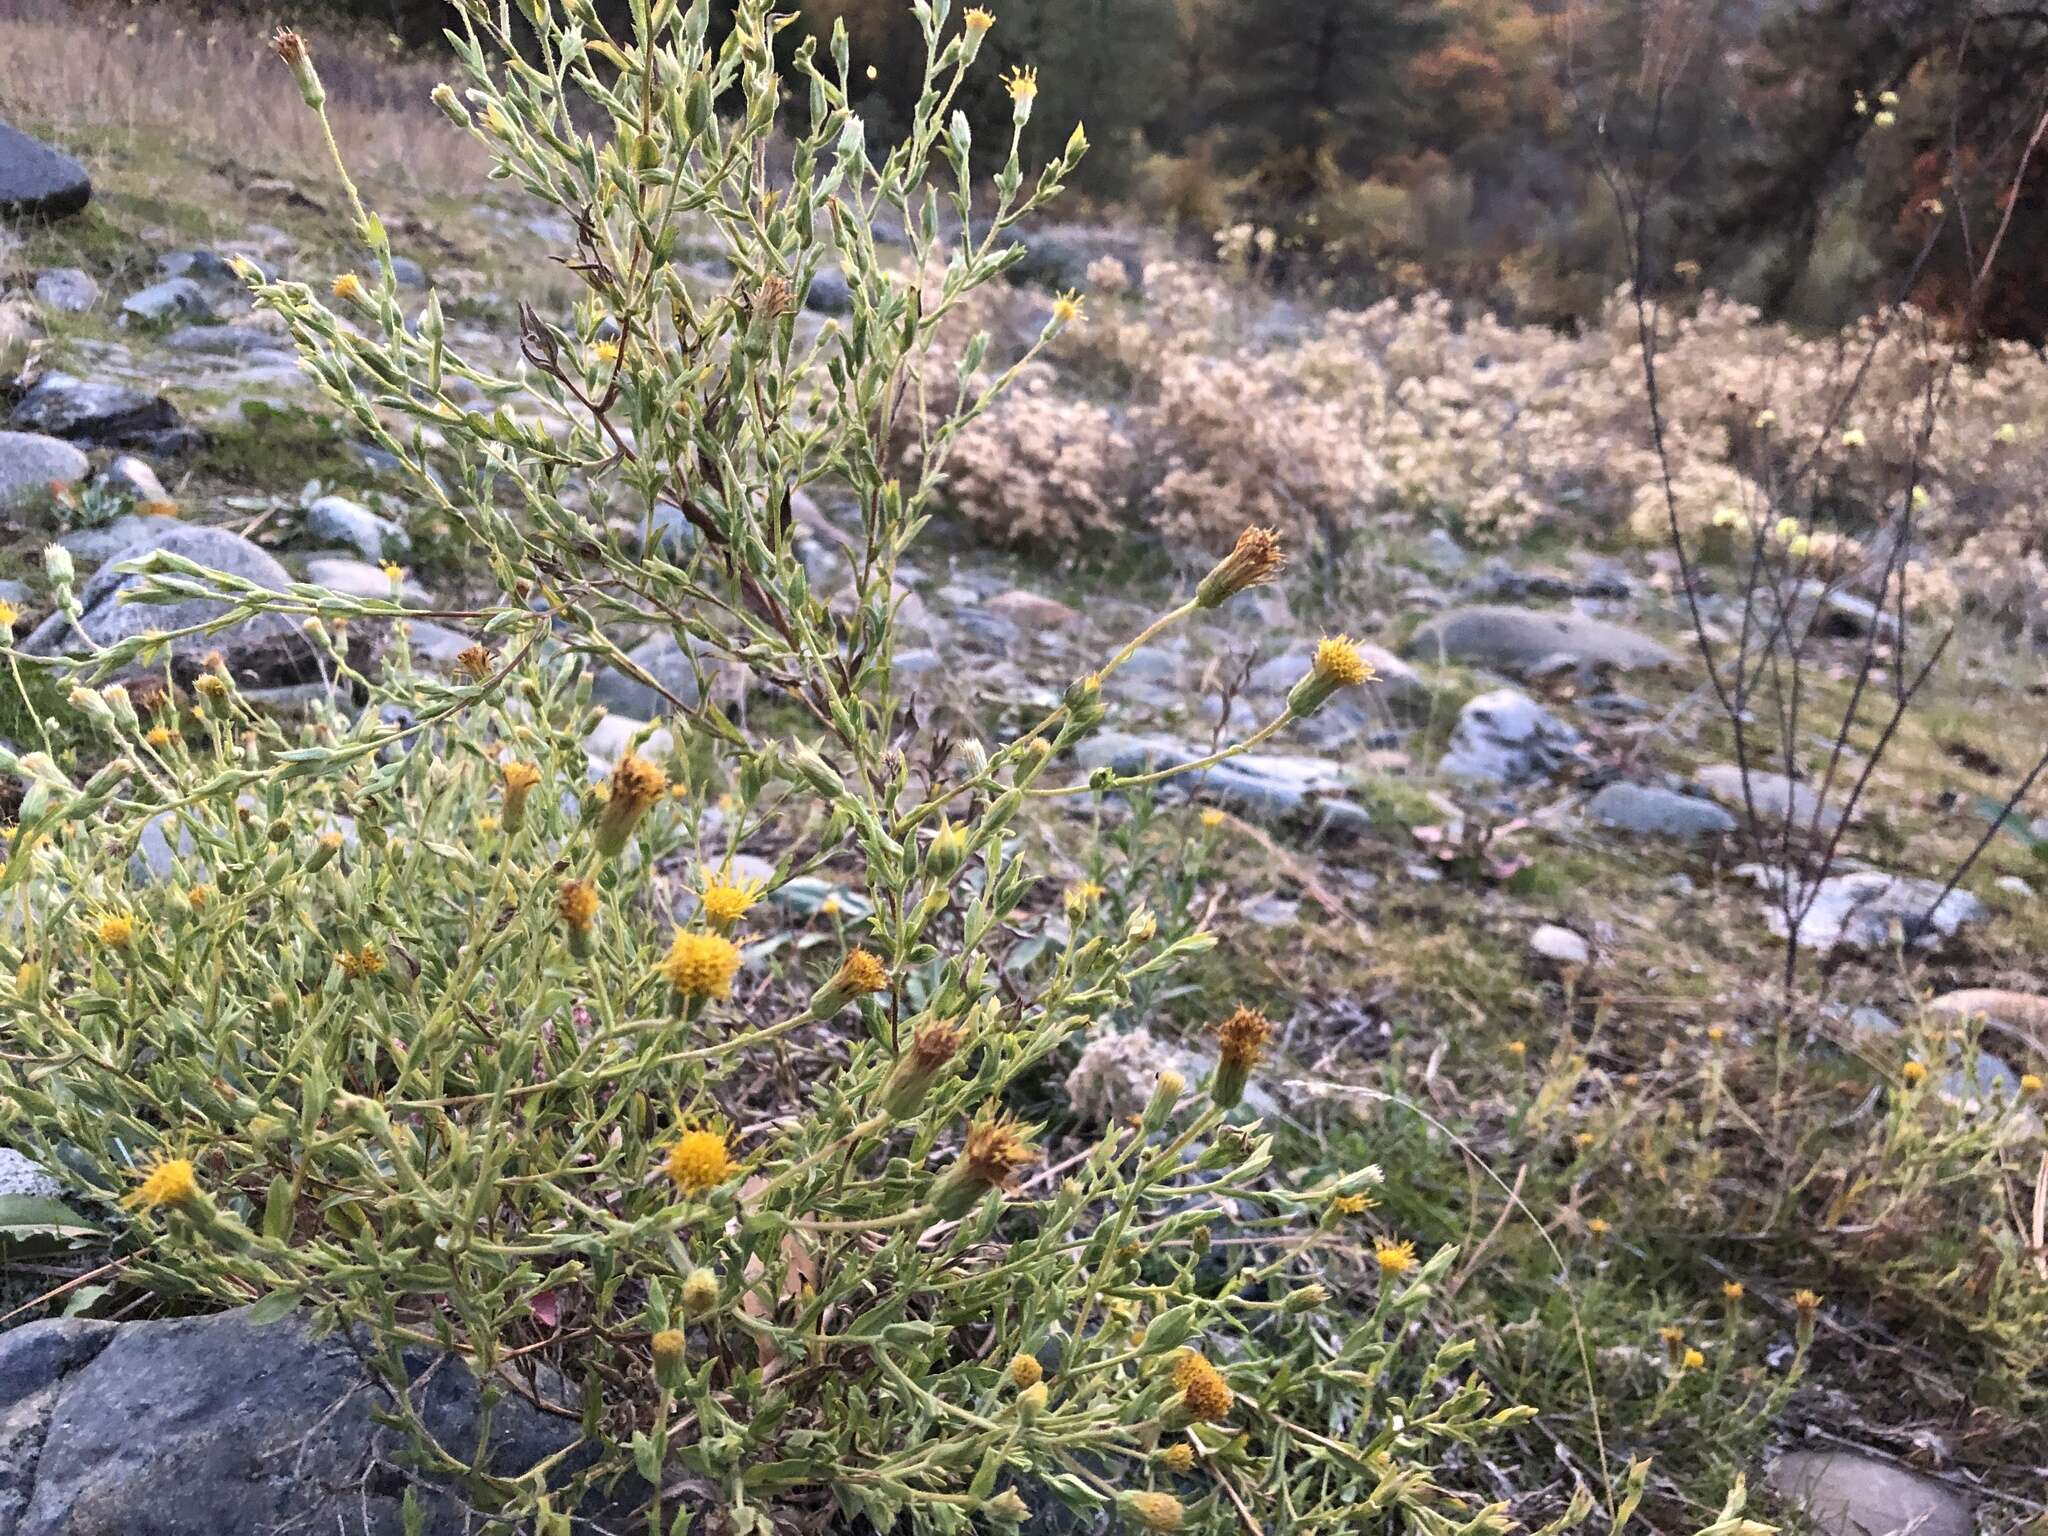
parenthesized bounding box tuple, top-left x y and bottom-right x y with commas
(0, 0, 484, 193)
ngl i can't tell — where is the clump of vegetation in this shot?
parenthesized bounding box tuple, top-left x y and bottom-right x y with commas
(0, 4, 1565, 1530)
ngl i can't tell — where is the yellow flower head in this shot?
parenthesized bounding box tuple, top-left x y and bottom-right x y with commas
(1722, 1280, 1744, 1301)
(594, 339, 621, 365)
(1158, 1443, 1196, 1474)
(500, 760, 542, 831)
(930, 1107, 1039, 1219)
(964, 6, 995, 31)
(1506, 1039, 1528, 1059)
(331, 272, 366, 304)
(1064, 879, 1105, 916)
(1051, 289, 1084, 326)
(699, 865, 765, 929)
(1681, 1347, 1705, 1371)
(1331, 1191, 1375, 1217)
(1170, 1350, 1233, 1420)
(1008, 1352, 1044, 1389)
(1840, 427, 1867, 449)
(126, 1153, 199, 1211)
(658, 930, 742, 999)
(1901, 1059, 1927, 1086)
(650, 1328, 685, 1368)
(94, 912, 137, 950)
(145, 725, 174, 748)
(2021, 1073, 2043, 1094)
(1004, 65, 1039, 102)
(0, 600, 17, 630)
(1121, 1492, 1184, 1532)
(1313, 635, 1373, 686)
(1199, 808, 1227, 828)
(665, 1127, 735, 1193)
(338, 943, 386, 980)
(681, 1266, 720, 1315)
(1374, 1239, 1418, 1276)
(1586, 1216, 1611, 1237)
(1792, 1288, 1822, 1318)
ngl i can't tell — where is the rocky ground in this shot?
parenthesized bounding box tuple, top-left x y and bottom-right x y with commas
(3, 117, 2047, 1536)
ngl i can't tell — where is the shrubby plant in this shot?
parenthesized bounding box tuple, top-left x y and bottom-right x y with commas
(0, 3, 1555, 1531)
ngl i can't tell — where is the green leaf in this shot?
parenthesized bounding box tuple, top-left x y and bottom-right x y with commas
(245, 1290, 299, 1326)
(0, 1193, 101, 1240)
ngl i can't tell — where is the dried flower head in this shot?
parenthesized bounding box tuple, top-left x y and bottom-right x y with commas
(1210, 1005, 1271, 1108)
(454, 643, 494, 682)
(500, 760, 542, 831)
(596, 752, 667, 858)
(665, 1128, 735, 1193)
(1170, 1351, 1233, 1420)
(1007, 1353, 1044, 1389)
(1792, 1288, 1822, 1319)
(880, 1018, 964, 1118)
(1158, 1442, 1196, 1474)
(557, 879, 599, 957)
(658, 930, 742, 1000)
(337, 943, 386, 980)
(1195, 525, 1284, 609)
(811, 946, 889, 1016)
(930, 1108, 1037, 1220)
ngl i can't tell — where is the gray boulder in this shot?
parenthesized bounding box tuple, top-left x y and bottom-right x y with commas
(9, 374, 181, 450)
(29, 270, 96, 314)
(0, 1148, 63, 1202)
(591, 633, 705, 716)
(1746, 866, 1987, 954)
(119, 278, 211, 325)
(0, 433, 87, 515)
(305, 494, 410, 559)
(1585, 782, 1737, 840)
(805, 265, 853, 314)
(0, 122, 90, 220)
(21, 524, 320, 688)
(1697, 763, 1844, 835)
(0, 1306, 644, 1536)
(1768, 1450, 1971, 1536)
(1404, 605, 1678, 675)
(161, 323, 290, 359)
(1438, 689, 1580, 785)
(304, 556, 429, 606)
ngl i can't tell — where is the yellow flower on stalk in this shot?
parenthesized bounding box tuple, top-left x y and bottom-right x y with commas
(1505, 1039, 1527, 1059)
(1722, 1280, 1745, 1301)
(594, 339, 621, 365)
(331, 272, 366, 304)
(811, 946, 889, 1015)
(657, 930, 742, 1000)
(1586, 1216, 1611, 1238)
(1121, 1491, 1184, 1532)
(964, 6, 995, 31)
(2021, 1073, 2043, 1094)
(558, 877, 599, 940)
(1157, 1443, 1195, 1474)
(1792, 1288, 1822, 1319)
(0, 599, 16, 629)
(1064, 879, 1105, 916)
(1008, 1353, 1044, 1389)
(145, 725, 174, 748)
(93, 911, 137, 950)
(1374, 1239, 1418, 1276)
(1051, 290, 1084, 326)
(1003, 66, 1038, 103)
(1901, 1059, 1927, 1086)
(665, 1127, 735, 1193)
(1170, 1350, 1233, 1420)
(1330, 1191, 1375, 1217)
(1313, 635, 1372, 686)
(1198, 808, 1226, 828)
(337, 943, 385, 980)
(1681, 1347, 1705, 1371)
(929, 1107, 1038, 1220)
(699, 865, 765, 930)
(125, 1153, 200, 1211)
(1840, 427, 1866, 448)
(596, 752, 667, 858)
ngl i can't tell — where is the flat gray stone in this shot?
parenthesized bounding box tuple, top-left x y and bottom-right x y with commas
(1746, 866, 1987, 954)
(1529, 924, 1591, 968)
(119, 278, 211, 324)
(22, 523, 319, 688)
(1405, 605, 1678, 675)
(1768, 1450, 1972, 1536)
(9, 373, 180, 448)
(1699, 763, 1844, 835)
(161, 323, 290, 359)
(29, 270, 96, 314)
(1073, 731, 1370, 839)
(1439, 689, 1580, 785)
(0, 1148, 63, 1202)
(1586, 782, 1737, 839)
(0, 122, 90, 220)
(2, 1307, 641, 1536)
(0, 432, 87, 515)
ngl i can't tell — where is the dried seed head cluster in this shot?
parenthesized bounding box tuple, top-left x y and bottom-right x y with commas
(1210, 1005, 1271, 1108)
(1195, 525, 1284, 609)
(596, 753, 667, 857)
(931, 1109, 1037, 1220)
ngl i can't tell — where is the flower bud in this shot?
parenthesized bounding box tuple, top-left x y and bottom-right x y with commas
(681, 1267, 721, 1317)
